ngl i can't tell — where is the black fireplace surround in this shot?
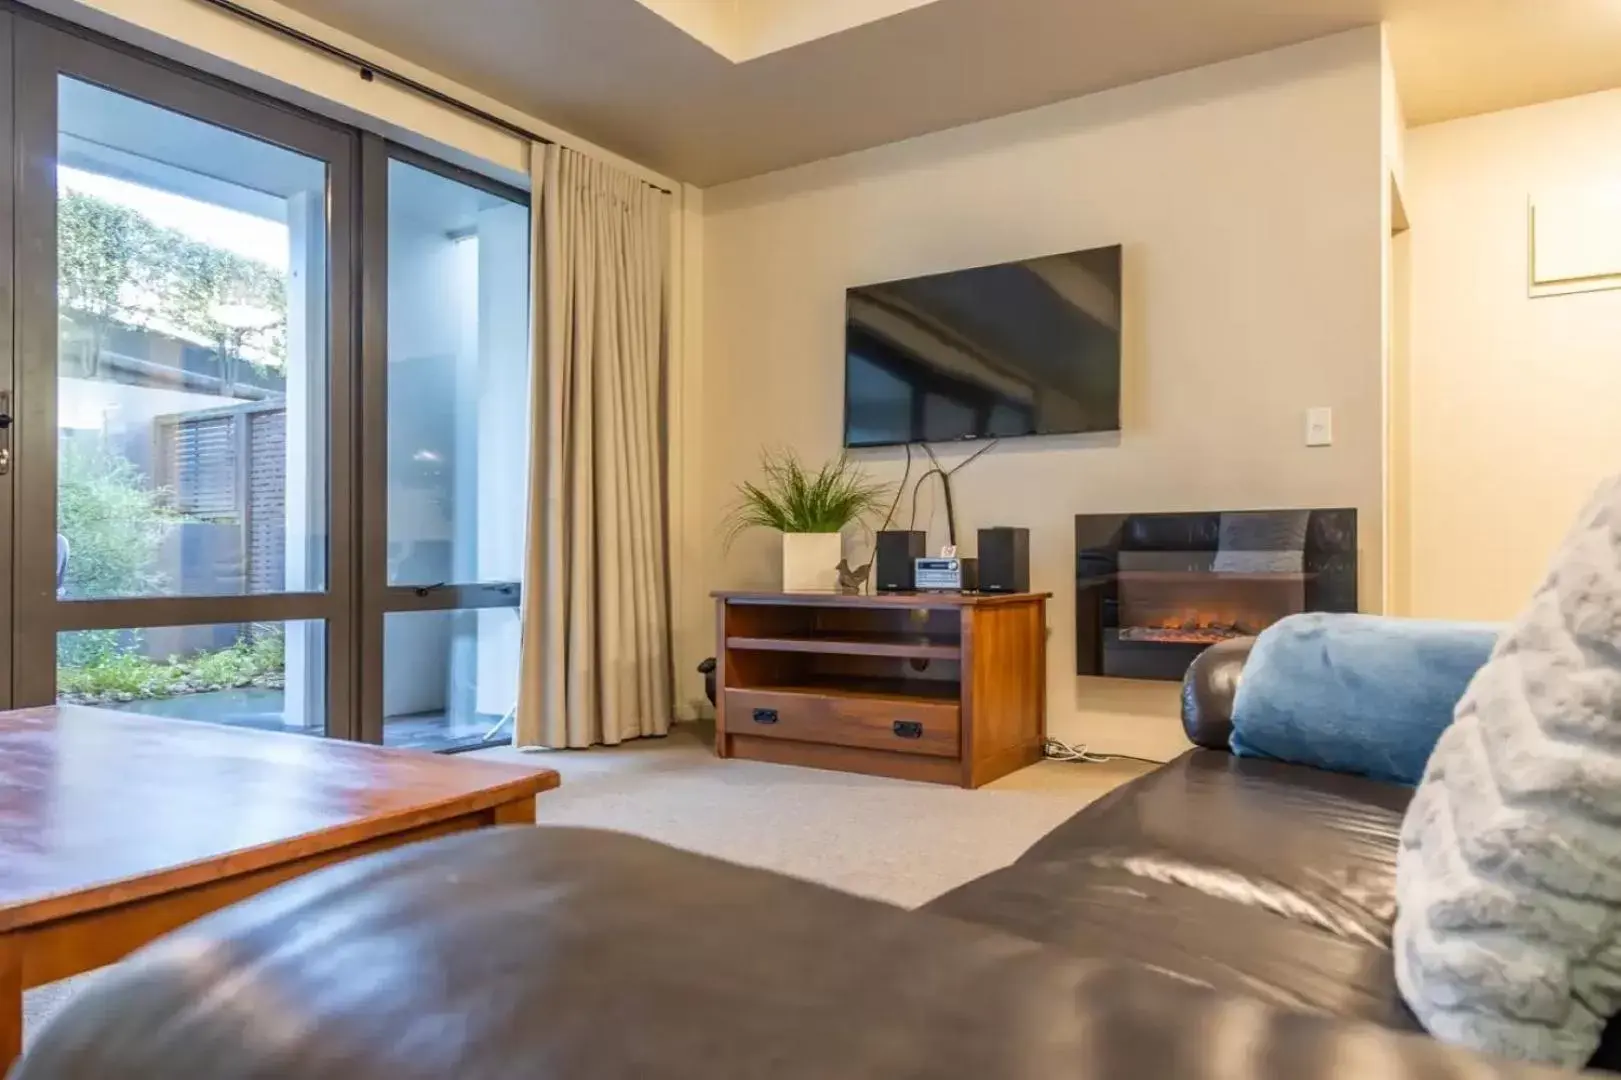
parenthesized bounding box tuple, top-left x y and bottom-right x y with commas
(1075, 509, 1358, 682)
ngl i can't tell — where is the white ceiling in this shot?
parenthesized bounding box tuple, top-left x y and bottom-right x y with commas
(270, 0, 1621, 186)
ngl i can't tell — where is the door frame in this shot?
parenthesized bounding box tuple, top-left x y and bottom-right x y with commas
(0, 8, 14, 708)
(9, 17, 361, 737)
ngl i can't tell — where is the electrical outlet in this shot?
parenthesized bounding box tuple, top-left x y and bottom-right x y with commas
(1305, 407, 1333, 447)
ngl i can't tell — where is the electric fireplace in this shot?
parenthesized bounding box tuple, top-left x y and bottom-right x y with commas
(1075, 509, 1357, 681)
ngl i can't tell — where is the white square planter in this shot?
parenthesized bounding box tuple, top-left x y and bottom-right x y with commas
(781, 532, 842, 593)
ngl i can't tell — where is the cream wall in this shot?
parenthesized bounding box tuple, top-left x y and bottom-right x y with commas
(693, 29, 1388, 761)
(1380, 27, 1410, 615)
(1381, 28, 1407, 195)
(1402, 88, 1621, 620)
(1387, 228, 1413, 614)
(669, 184, 709, 721)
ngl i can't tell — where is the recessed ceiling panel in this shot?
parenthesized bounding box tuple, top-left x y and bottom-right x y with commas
(633, 0, 949, 61)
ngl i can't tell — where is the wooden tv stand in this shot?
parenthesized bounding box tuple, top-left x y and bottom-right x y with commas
(712, 591, 1049, 788)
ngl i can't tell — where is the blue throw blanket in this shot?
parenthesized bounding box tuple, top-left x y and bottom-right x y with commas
(1229, 613, 1499, 785)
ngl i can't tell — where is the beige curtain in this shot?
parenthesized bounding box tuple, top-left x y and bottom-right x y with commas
(515, 143, 672, 749)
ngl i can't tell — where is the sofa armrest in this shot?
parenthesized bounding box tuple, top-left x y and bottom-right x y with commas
(1180, 637, 1255, 750)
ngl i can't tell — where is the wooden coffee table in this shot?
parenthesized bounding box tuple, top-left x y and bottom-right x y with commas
(0, 706, 559, 1065)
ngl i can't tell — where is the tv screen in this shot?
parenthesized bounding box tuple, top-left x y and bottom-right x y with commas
(844, 245, 1123, 448)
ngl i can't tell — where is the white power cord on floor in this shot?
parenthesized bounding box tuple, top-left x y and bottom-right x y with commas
(1042, 738, 1167, 766)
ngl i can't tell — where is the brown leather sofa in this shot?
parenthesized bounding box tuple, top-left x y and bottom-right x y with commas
(928, 638, 1418, 1026)
(11, 639, 1587, 1079)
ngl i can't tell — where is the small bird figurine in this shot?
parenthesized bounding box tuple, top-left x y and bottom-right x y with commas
(836, 558, 873, 594)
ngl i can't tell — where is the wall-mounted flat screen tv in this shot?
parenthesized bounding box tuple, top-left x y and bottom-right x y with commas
(844, 244, 1123, 448)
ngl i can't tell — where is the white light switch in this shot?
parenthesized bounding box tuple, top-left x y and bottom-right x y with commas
(1305, 407, 1333, 447)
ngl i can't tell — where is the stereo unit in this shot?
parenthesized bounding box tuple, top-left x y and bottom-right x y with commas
(977, 527, 1030, 594)
(875, 530, 929, 592)
(915, 556, 978, 593)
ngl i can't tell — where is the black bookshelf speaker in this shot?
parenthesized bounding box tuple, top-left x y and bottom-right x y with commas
(977, 527, 1030, 594)
(875, 530, 928, 592)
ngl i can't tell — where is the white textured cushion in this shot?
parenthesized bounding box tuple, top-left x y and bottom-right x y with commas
(1394, 472, 1621, 1067)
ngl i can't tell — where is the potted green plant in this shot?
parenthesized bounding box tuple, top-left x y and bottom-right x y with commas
(724, 450, 890, 592)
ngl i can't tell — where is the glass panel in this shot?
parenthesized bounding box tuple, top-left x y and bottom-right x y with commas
(57, 619, 325, 735)
(56, 77, 329, 600)
(386, 160, 530, 587)
(845, 353, 912, 447)
(383, 607, 519, 751)
(1074, 510, 1358, 682)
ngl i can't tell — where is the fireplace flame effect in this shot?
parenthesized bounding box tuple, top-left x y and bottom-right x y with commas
(1119, 610, 1260, 645)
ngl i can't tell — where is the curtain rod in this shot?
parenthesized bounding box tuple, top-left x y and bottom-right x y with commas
(196, 0, 675, 195)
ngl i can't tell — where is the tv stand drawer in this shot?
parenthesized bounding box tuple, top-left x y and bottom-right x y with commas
(725, 688, 960, 759)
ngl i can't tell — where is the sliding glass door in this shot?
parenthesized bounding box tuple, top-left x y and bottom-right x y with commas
(0, 10, 533, 749)
(9, 20, 357, 736)
(359, 141, 530, 752)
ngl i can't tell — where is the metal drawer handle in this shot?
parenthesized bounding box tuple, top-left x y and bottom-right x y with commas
(893, 721, 923, 740)
(752, 708, 779, 725)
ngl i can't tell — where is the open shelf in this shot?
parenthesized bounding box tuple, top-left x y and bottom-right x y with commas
(715, 590, 1049, 787)
(725, 631, 961, 661)
(728, 675, 961, 706)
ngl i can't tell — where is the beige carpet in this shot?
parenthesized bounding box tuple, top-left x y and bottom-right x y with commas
(22, 726, 1151, 1042)
(478, 727, 1151, 906)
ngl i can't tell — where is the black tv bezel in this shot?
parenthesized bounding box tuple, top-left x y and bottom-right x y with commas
(841, 243, 1124, 451)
